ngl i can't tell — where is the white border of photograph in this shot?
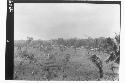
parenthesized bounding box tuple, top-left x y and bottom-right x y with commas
(0, 0, 125, 83)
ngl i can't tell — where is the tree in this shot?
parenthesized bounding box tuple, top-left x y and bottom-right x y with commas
(90, 54, 103, 79)
(26, 37, 34, 46)
(105, 34, 120, 64)
(56, 38, 65, 46)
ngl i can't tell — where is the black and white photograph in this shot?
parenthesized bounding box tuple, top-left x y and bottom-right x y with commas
(12, 1, 121, 81)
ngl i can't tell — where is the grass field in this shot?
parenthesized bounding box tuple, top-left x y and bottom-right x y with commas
(14, 40, 119, 81)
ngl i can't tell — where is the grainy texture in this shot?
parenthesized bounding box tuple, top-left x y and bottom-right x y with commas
(14, 38, 119, 81)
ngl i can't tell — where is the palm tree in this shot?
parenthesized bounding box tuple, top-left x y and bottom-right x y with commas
(105, 34, 120, 64)
(90, 54, 103, 79)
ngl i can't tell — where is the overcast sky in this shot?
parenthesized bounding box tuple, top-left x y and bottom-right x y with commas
(14, 3, 120, 40)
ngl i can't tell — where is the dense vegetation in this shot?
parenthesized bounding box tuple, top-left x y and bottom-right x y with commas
(14, 34, 120, 81)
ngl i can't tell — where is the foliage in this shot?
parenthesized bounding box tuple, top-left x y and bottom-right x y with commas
(26, 37, 34, 45)
(105, 34, 120, 64)
(14, 35, 120, 80)
(90, 54, 103, 78)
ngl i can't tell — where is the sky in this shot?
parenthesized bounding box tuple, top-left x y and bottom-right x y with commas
(14, 3, 120, 40)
